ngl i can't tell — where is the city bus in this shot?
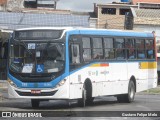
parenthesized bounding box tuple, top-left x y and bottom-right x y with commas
(7, 27, 157, 108)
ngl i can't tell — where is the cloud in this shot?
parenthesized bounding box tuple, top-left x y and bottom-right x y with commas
(57, 0, 120, 12)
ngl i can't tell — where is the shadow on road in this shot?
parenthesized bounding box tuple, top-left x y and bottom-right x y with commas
(0, 97, 123, 110)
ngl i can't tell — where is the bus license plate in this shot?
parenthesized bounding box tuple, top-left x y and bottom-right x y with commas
(31, 90, 41, 94)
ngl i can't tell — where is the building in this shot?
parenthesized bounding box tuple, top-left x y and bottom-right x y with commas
(93, 3, 137, 29)
(128, 7, 160, 41)
(125, 1, 160, 41)
(132, 0, 160, 5)
(0, 0, 7, 11)
(136, 2, 160, 9)
(7, 0, 24, 11)
(7, 0, 59, 11)
(24, 0, 59, 9)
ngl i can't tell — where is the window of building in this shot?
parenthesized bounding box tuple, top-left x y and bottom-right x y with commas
(92, 37, 103, 59)
(119, 8, 130, 15)
(82, 37, 91, 61)
(101, 8, 116, 15)
(104, 38, 115, 59)
(24, 0, 37, 8)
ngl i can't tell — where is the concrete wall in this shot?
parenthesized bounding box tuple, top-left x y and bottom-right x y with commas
(7, 0, 24, 11)
(133, 24, 160, 41)
(97, 5, 128, 29)
(0, 5, 6, 11)
(134, 18, 160, 25)
(132, 0, 160, 5)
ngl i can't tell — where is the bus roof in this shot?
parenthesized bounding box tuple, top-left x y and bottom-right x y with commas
(69, 28, 154, 38)
(15, 27, 154, 38)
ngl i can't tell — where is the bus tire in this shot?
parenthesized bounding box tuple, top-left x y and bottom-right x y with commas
(117, 80, 135, 103)
(78, 81, 94, 107)
(31, 99, 40, 108)
(77, 85, 86, 107)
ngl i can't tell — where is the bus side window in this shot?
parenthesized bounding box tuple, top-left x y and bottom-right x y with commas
(125, 38, 136, 59)
(82, 37, 91, 62)
(70, 44, 80, 64)
(136, 39, 145, 59)
(104, 38, 115, 59)
(115, 38, 125, 59)
(92, 37, 103, 59)
(146, 39, 154, 59)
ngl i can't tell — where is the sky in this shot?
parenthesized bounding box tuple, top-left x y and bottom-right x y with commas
(57, 0, 120, 12)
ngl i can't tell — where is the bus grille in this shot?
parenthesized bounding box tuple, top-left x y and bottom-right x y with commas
(15, 90, 58, 96)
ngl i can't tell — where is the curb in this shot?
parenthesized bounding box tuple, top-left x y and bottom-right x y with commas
(137, 92, 160, 95)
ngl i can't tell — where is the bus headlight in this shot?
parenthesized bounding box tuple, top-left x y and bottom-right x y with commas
(7, 79, 17, 88)
(55, 79, 66, 88)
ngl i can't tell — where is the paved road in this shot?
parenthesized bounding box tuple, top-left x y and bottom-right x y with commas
(0, 83, 160, 119)
(0, 88, 160, 120)
(1, 94, 160, 111)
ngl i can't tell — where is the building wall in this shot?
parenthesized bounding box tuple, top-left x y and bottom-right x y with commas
(0, 0, 7, 5)
(97, 6, 127, 29)
(89, 18, 97, 28)
(134, 18, 160, 25)
(7, 0, 24, 11)
(133, 24, 160, 41)
(0, 5, 6, 11)
(0, 0, 7, 11)
(132, 0, 160, 4)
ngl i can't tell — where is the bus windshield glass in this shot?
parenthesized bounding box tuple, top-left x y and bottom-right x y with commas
(9, 41, 65, 74)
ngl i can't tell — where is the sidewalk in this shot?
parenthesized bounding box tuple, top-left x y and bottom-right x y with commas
(0, 80, 7, 101)
(0, 80, 7, 88)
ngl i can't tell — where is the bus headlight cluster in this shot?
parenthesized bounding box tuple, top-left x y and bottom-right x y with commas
(55, 79, 66, 88)
(7, 79, 17, 88)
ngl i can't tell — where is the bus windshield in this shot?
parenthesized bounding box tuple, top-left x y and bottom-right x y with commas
(9, 41, 65, 74)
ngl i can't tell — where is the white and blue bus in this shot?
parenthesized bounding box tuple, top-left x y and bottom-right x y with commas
(7, 27, 157, 108)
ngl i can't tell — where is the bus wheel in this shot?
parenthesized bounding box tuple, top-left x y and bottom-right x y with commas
(31, 99, 40, 108)
(117, 80, 135, 103)
(78, 82, 94, 107)
(78, 84, 87, 107)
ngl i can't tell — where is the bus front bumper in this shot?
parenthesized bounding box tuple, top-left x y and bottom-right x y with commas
(7, 82, 69, 99)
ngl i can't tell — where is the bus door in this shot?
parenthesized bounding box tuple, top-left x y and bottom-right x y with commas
(68, 35, 83, 99)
